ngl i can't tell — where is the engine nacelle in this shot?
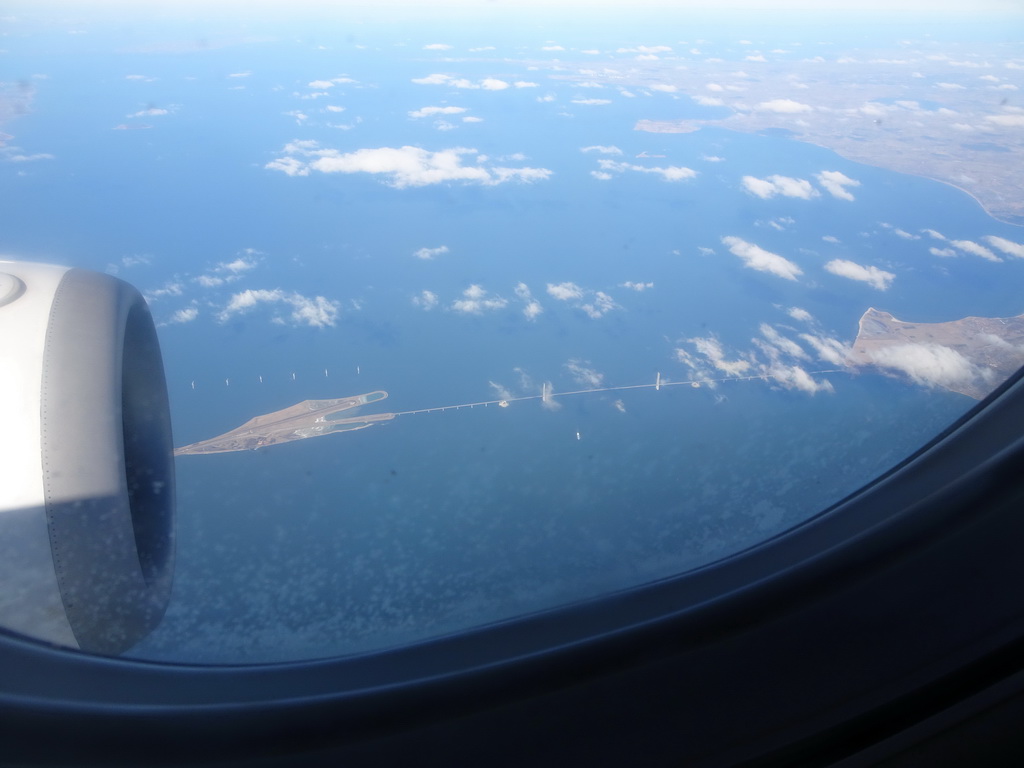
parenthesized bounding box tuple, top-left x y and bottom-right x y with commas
(0, 261, 175, 655)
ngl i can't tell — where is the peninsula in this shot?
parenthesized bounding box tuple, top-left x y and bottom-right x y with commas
(174, 391, 393, 456)
(851, 309, 1024, 400)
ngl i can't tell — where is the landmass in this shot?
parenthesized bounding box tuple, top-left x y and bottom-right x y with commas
(174, 391, 394, 456)
(851, 308, 1024, 400)
(530, 44, 1024, 224)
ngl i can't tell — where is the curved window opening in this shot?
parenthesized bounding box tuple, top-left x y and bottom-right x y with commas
(0, 1, 1021, 664)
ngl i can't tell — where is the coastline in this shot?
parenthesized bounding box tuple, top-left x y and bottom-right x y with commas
(635, 121, 1024, 228)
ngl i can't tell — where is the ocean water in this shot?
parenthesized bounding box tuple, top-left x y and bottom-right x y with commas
(1, 17, 1021, 662)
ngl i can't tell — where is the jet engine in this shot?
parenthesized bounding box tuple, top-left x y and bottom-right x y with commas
(0, 260, 175, 655)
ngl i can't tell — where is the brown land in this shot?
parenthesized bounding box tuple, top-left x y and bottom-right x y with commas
(528, 44, 1024, 224)
(174, 391, 393, 456)
(851, 308, 1024, 399)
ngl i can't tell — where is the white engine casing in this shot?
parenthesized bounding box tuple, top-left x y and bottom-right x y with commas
(0, 260, 175, 654)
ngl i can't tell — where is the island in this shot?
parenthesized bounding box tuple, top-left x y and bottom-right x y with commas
(174, 391, 394, 456)
(851, 308, 1024, 400)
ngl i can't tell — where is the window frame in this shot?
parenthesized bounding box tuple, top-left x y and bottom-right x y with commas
(2, 369, 1024, 765)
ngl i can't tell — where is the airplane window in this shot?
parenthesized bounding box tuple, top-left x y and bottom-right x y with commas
(1, 0, 1021, 663)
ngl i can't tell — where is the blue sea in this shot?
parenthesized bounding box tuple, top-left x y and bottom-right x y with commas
(2, 12, 1021, 661)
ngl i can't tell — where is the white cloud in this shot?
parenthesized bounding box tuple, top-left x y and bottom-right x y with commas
(545, 282, 618, 318)
(936, 82, 966, 90)
(787, 307, 813, 323)
(757, 323, 809, 361)
(986, 114, 1024, 127)
(325, 105, 345, 113)
(462, 116, 484, 123)
(169, 307, 199, 324)
(580, 145, 622, 155)
(267, 142, 551, 188)
(951, 239, 1001, 262)
(798, 333, 852, 366)
(822, 235, 840, 243)
(571, 98, 612, 105)
(923, 228, 947, 241)
(218, 256, 258, 274)
(541, 382, 561, 410)
(145, 282, 184, 301)
(308, 80, 335, 88)
(5, 152, 55, 162)
(410, 74, 509, 90)
(412, 290, 439, 310)
(892, 228, 919, 240)
(221, 288, 281, 312)
(694, 96, 725, 106)
(523, 300, 544, 320)
(412, 73, 451, 85)
(985, 236, 1024, 258)
(688, 336, 751, 376)
(741, 174, 818, 200)
(514, 282, 544, 320)
(282, 296, 340, 328)
(119, 254, 152, 269)
(408, 106, 467, 119)
(128, 107, 169, 118)
(930, 247, 957, 257)
(824, 259, 895, 290)
(414, 245, 449, 260)
(423, 43, 452, 50)
(541, 45, 565, 52)
(764, 363, 834, 394)
(591, 171, 613, 180)
(565, 359, 603, 388)
(514, 81, 539, 88)
(218, 289, 339, 327)
(547, 282, 584, 301)
(650, 84, 678, 93)
(756, 98, 812, 113)
(815, 170, 861, 201)
(489, 381, 515, 401)
(616, 45, 671, 54)
(265, 156, 309, 176)
(620, 281, 654, 291)
(581, 291, 618, 319)
(764, 214, 794, 230)
(598, 158, 698, 182)
(512, 284, 544, 319)
(721, 236, 803, 281)
(450, 284, 508, 314)
(861, 343, 982, 390)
